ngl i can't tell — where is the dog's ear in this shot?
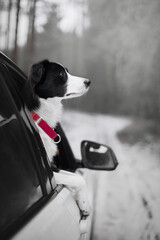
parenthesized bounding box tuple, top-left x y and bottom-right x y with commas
(23, 60, 49, 110)
(28, 59, 49, 85)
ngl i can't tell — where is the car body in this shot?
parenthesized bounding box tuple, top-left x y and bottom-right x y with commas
(0, 52, 118, 240)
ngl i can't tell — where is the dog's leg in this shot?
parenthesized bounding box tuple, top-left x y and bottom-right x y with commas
(53, 170, 91, 216)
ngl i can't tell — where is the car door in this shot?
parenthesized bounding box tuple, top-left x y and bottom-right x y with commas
(0, 56, 83, 240)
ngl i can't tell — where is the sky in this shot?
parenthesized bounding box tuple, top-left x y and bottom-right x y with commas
(55, 0, 90, 36)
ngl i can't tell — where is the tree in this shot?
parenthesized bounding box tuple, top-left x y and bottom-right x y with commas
(6, 0, 12, 52)
(12, 0, 21, 63)
(27, 0, 37, 53)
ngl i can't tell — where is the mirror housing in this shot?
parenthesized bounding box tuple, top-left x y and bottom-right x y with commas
(81, 141, 118, 171)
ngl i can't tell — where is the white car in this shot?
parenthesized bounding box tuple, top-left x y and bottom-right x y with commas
(0, 52, 118, 240)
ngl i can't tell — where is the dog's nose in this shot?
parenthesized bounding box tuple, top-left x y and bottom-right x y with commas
(84, 79, 91, 88)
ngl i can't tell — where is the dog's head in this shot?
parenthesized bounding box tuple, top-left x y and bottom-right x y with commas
(27, 59, 90, 101)
(25, 60, 90, 110)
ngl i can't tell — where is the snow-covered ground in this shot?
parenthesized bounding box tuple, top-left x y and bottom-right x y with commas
(61, 110, 160, 240)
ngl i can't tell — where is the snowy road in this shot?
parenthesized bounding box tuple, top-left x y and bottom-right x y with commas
(61, 110, 160, 240)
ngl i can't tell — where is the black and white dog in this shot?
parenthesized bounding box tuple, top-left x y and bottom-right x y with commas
(25, 60, 91, 215)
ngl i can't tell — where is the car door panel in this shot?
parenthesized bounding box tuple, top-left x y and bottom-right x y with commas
(11, 187, 81, 240)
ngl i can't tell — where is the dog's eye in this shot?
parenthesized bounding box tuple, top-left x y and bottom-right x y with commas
(59, 71, 65, 77)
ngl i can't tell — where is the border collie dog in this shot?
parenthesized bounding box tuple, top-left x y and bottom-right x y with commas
(25, 60, 91, 215)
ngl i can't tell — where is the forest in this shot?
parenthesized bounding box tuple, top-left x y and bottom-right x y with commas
(1, 0, 160, 122)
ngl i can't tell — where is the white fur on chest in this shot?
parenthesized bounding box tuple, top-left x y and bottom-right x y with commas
(35, 97, 62, 161)
(36, 97, 62, 127)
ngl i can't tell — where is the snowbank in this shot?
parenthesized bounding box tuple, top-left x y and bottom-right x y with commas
(61, 110, 160, 240)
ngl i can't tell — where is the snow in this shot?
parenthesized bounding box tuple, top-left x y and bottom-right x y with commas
(61, 110, 160, 240)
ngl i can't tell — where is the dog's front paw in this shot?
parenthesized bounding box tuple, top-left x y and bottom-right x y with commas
(54, 170, 91, 215)
(75, 192, 91, 216)
(74, 182, 91, 216)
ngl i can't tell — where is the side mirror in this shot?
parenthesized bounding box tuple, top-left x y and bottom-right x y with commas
(81, 141, 118, 171)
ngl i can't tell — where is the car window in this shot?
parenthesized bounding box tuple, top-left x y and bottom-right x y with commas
(0, 68, 44, 234)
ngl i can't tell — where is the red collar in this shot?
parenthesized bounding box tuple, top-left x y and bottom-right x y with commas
(31, 111, 61, 144)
